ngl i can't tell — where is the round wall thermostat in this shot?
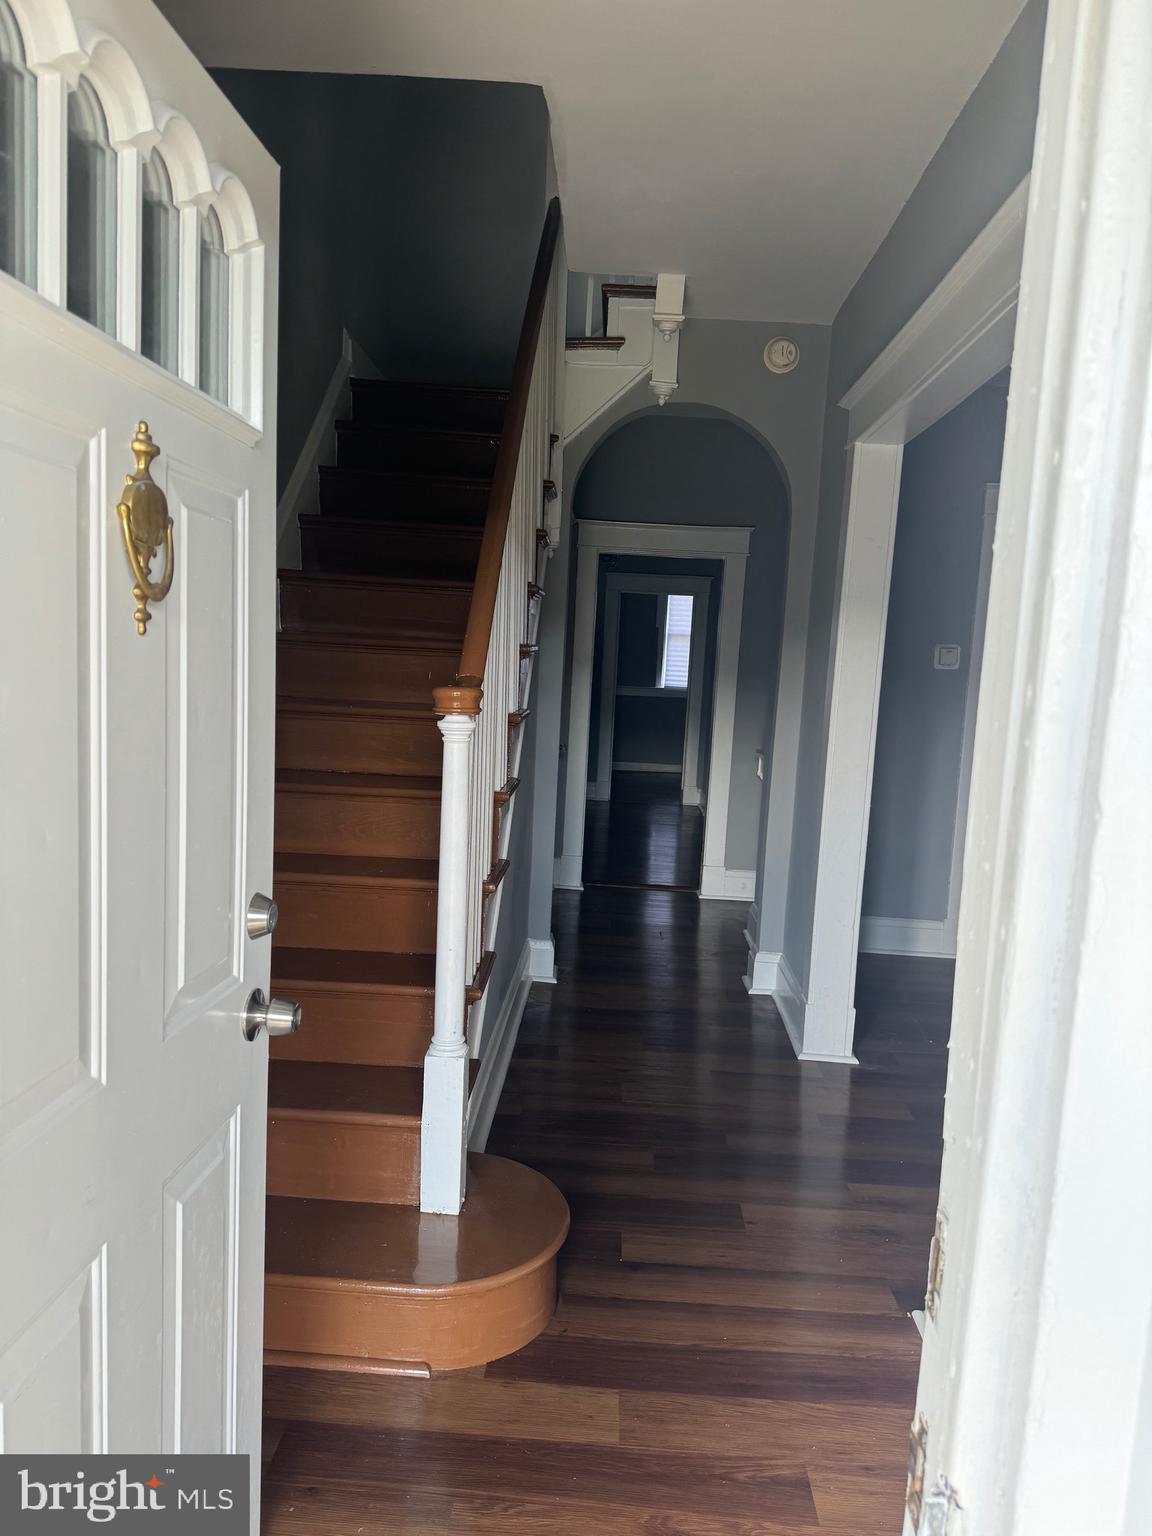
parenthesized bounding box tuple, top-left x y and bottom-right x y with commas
(764, 336, 799, 374)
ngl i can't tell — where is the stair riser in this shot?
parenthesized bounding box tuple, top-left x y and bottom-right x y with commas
(337, 427, 500, 479)
(267, 1117, 419, 1204)
(276, 712, 442, 775)
(264, 1256, 559, 1371)
(301, 521, 481, 581)
(350, 383, 508, 433)
(318, 471, 490, 523)
(279, 578, 471, 639)
(276, 787, 441, 860)
(274, 879, 437, 952)
(269, 988, 432, 1068)
(277, 642, 457, 706)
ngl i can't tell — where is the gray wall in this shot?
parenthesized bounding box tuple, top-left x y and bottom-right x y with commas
(532, 316, 830, 949)
(783, 0, 1047, 987)
(212, 69, 550, 493)
(862, 384, 1008, 921)
(570, 411, 790, 869)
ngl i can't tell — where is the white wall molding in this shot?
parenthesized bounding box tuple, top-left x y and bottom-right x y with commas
(943, 483, 998, 954)
(699, 865, 755, 902)
(525, 937, 557, 984)
(743, 941, 781, 994)
(275, 329, 381, 565)
(840, 177, 1029, 445)
(467, 941, 534, 1151)
(559, 519, 751, 897)
(800, 176, 1026, 1063)
(859, 915, 953, 958)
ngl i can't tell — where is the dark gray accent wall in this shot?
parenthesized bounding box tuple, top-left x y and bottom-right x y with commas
(783, 0, 1046, 986)
(862, 384, 1008, 921)
(573, 413, 789, 866)
(212, 69, 549, 492)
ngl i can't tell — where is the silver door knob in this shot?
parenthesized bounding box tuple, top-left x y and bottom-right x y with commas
(243, 988, 301, 1042)
(246, 892, 278, 938)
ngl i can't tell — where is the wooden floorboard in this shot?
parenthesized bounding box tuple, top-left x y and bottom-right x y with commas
(262, 887, 950, 1533)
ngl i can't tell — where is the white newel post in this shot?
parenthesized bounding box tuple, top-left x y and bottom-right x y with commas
(421, 705, 478, 1214)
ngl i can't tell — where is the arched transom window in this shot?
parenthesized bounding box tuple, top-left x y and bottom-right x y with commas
(67, 76, 117, 334)
(0, 0, 36, 286)
(141, 150, 178, 372)
(198, 205, 229, 403)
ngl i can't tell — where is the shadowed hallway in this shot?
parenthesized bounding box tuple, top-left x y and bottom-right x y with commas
(260, 888, 949, 1533)
(582, 773, 705, 890)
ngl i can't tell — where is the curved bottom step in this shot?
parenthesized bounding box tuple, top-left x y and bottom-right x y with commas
(264, 1153, 569, 1371)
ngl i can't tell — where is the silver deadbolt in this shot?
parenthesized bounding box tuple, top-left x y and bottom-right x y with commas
(243, 988, 302, 1042)
(246, 892, 278, 939)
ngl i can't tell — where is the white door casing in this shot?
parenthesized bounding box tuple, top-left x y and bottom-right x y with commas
(785, 179, 1028, 1060)
(0, 0, 277, 1518)
(557, 519, 750, 897)
(590, 573, 713, 804)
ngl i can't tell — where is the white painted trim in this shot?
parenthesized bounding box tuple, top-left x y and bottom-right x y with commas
(742, 940, 781, 994)
(593, 572, 713, 806)
(699, 866, 755, 901)
(770, 952, 857, 1064)
(275, 329, 381, 564)
(840, 178, 1029, 444)
(911, 1, 1152, 1525)
(554, 852, 583, 891)
(612, 761, 681, 774)
(558, 521, 751, 895)
(858, 916, 952, 957)
(525, 937, 557, 985)
(466, 941, 534, 1151)
(801, 174, 1026, 1063)
(943, 483, 998, 954)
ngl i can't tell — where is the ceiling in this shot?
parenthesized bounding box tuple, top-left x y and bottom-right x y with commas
(156, 0, 1026, 324)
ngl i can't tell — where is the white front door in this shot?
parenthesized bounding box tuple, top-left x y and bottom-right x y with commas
(0, 0, 278, 1514)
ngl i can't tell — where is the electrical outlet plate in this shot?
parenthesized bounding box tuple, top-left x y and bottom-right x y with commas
(934, 643, 961, 670)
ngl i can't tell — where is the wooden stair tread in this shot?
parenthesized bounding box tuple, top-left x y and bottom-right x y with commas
(299, 512, 483, 538)
(277, 631, 460, 655)
(317, 465, 493, 493)
(278, 569, 473, 594)
(566, 335, 626, 350)
(265, 1154, 569, 1295)
(272, 947, 435, 992)
(269, 1060, 422, 1122)
(350, 379, 510, 400)
(277, 696, 434, 720)
(275, 852, 437, 886)
(276, 769, 441, 796)
(336, 420, 501, 444)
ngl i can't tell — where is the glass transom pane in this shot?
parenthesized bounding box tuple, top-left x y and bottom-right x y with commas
(198, 207, 229, 403)
(0, 0, 36, 287)
(141, 151, 179, 372)
(66, 77, 117, 335)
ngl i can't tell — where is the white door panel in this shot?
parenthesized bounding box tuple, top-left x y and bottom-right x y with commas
(0, 1, 277, 1521)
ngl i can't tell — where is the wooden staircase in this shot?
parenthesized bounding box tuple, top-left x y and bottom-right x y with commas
(266, 377, 568, 1374)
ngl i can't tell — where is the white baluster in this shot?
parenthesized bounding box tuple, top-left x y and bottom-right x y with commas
(421, 708, 476, 1214)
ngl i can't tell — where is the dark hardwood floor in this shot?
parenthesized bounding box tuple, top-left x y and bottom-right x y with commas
(583, 772, 705, 890)
(262, 890, 951, 1534)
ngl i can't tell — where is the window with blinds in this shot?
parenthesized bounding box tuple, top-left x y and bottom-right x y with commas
(659, 594, 694, 689)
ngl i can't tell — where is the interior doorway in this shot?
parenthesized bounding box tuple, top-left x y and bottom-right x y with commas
(583, 572, 715, 889)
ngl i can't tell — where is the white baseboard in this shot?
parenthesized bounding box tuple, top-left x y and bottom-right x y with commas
(612, 761, 681, 774)
(554, 853, 584, 890)
(769, 953, 859, 1064)
(859, 915, 955, 957)
(699, 865, 756, 901)
(743, 943, 781, 995)
(586, 779, 610, 801)
(276, 329, 382, 565)
(526, 937, 557, 984)
(682, 784, 702, 807)
(467, 941, 534, 1151)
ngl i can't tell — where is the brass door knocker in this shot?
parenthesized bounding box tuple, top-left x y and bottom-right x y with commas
(116, 421, 174, 634)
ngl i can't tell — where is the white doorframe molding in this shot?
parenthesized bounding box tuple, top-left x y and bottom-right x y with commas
(790, 176, 1029, 1061)
(590, 572, 714, 803)
(556, 520, 751, 896)
(942, 481, 998, 955)
(911, 1, 1152, 1526)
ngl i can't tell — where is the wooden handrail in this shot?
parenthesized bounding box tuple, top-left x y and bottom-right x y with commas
(454, 196, 561, 690)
